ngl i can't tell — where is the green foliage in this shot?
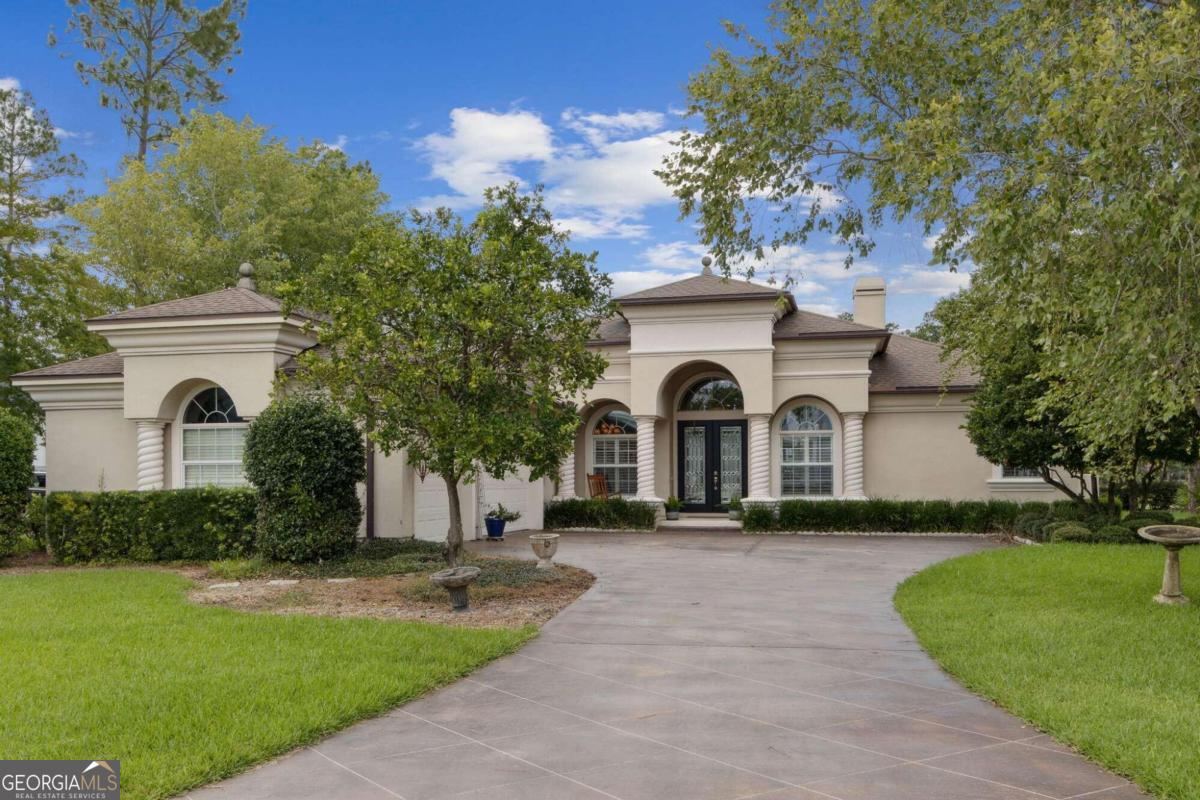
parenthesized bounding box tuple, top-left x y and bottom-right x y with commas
(72, 112, 387, 304)
(727, 496, 743, 511)
(1046, 522, 1091, 542)
(1091, 525, 1141, 544)
(0, 408, 35, 554)
(751, 499, 1037, 534)
(664, 495, 682, 511)
(36, 488, 256, 564)
(543, 498, 658, 530)
(741, 503, 776, 531)
(663, 0, 1200, 459)
(1, 87, 112, 425)
(243, 395, 365, 563)
(485, 503, 521, 522)
(1124, 510, 1176, 526)
(282, 184, 613, 565)
(207, 538, 446, 581)
(51, 0, 246, 159)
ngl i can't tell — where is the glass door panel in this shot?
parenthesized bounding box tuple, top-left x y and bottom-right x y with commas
(719, 426, 743, 504)
(682, 425, 707, 505)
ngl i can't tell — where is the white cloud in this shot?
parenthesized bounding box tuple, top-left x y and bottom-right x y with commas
(641, 241, 708, 270)
(543, 131, 677, 214)
(0, 77, 20, 92)
(796, 302, 844, 317)
(418, 107, 553, 200)
(888, 266, 971, 296)
(607, 269, 697, 297)
(561, 108, 665, 146)
(53, 127, 80, 139)
(555, 215, 651, 240)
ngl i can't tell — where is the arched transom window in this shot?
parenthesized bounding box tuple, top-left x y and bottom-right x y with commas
(780, 405, 834, 496)
(181, 387, 248, 488)
(679, 377, 744, 411)
(591, 410, 637, 496)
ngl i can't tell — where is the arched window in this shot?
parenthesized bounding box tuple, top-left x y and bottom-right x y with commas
(679, 377, 744, 411)
(591, 410, 637, 496)
(181, 387, 248, 488)
(780, 405, 834, 496)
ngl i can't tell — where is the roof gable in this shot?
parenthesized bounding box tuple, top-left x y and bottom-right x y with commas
(11, 351, 124, 380)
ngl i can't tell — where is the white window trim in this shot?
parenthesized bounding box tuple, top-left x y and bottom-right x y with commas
(585, 404, 638, 498)
(772, 398, 843, 499)
(173, 386, 250, 489)
(987, 464, 1056, 491)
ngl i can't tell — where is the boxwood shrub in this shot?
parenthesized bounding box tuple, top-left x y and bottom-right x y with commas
(0, 408, 35, 556)
(745, 499, 1052, 534)
(543, 497, 657, 530)
(33, 487, 256, 564)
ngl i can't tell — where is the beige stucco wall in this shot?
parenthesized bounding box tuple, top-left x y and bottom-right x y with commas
(44, 408, 138, 492)
(865, 393, 1061, 501)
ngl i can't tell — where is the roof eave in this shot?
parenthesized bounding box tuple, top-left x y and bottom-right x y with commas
(617, 292, 785, 307)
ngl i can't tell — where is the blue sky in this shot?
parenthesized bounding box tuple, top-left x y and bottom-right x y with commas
(3, 0, 965, 327)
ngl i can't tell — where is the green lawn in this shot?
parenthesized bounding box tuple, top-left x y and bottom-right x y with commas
(0, 569, 533, 800)
(896, 544, 1200, 800)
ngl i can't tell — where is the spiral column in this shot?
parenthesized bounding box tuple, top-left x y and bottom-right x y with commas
(556, 449, 577, 500)
(634, 415, 661, 502)
(746, 413, 773, 501)
(842, 412, 866, 499)
(135, 421, 166, 491)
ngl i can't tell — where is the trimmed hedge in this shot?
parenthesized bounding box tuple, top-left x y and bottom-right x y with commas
(0, 408, 35, 555)
(544, 497, 657, 530)
(745, 498, 1046, 534)
(32, 488, 256, 564)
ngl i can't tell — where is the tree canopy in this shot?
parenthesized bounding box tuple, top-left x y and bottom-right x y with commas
(280, 185, 612, 564)
(661, 0, 1200, 454)
(73, 112, 387, 304)
(50, 0, 246, 160)
(0, 87, 112, 425)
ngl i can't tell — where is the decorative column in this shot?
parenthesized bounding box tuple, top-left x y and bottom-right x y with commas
(135, 420, 166, 491)
(634, 415, 662, 502)
(556, 449, 577, 500)
(842, 412, 866, 499)
(746, 413, 773, 502)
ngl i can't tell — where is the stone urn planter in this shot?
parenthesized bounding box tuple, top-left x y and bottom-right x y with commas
(529, 533, 560, 569)
(429, 565, 481, 611)
(1137, 525, 1200, 605)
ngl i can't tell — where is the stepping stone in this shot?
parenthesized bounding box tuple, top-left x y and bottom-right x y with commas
(207, 582, 240, 589)
(268, 579, 300, 586)
(326, 577, 356, 584)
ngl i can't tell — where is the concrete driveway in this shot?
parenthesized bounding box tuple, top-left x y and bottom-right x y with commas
(188, 532, 1145, 800)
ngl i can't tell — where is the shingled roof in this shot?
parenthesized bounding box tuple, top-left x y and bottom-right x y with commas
(616, 273, 788, 306)
(11, 351, 124, 380)
(772, 309, 886, 339)
(868, 334, 978, 393)
(89, 287, 313, 324)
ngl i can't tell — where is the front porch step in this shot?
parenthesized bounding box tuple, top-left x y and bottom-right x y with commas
(658, 516, 743, 532)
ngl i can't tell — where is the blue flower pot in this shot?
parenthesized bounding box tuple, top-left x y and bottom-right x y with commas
(485, 518, 506, 539)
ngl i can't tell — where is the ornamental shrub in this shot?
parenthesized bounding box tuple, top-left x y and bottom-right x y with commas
(0, 408, 35, 556)
(766, 499, 1036, 534)
(243, 395, 366, 562)
(1093, 524, 1140, 543)
(543, 497, 657, 530)
(1050, 522, 1097, 542)
(1124, 509, 1175, 525)
(741, 503, 776, 531)
(37, 488, 256, 564)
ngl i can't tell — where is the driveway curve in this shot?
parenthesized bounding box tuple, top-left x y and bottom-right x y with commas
(189, 532, 1145, 800)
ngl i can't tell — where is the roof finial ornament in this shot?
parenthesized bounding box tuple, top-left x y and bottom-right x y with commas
(237, 262, 257, 291)
(701, 255, 713, 276)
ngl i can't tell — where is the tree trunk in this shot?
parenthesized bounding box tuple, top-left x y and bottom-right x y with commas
(443, 473, 464, 567)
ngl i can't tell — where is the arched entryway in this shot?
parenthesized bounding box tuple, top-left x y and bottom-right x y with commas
(660, 364, 748, 512)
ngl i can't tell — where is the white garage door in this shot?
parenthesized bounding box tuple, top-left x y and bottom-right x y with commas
(481, 469, 530, 532)
(413, 475, 452, 542)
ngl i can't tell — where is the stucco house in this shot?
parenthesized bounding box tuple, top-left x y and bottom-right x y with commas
(13, 263, 1055, 539)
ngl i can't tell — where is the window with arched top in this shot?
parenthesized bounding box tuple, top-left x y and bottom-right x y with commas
(780, 405, 834, 496)
(679, 377, 744, 411)
(181, 387, 248, 488)
(591, 410, 637, 496)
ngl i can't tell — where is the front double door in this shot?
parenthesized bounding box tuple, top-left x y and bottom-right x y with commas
(677, 420, 747, 512)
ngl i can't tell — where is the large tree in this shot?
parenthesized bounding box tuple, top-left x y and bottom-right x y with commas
(50, 0, 246, 160)
(280, 185, 612, 566)
(0, 87, 111, 424)
(73, 112, 386, 304)
(660, 1, 1200, 455)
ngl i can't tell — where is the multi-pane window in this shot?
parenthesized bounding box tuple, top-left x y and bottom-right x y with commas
(181, 387, 248, 488)
(1001, 465, 1042, 479)
(591, 410, 637, 496)
(780, 405, 834, 497)
(680, 377, 744, 411)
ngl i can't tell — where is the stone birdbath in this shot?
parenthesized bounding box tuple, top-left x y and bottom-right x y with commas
(529, 533, 560, 569)
(429, 566, 481, 611)
(1137, 525, 1200, 605)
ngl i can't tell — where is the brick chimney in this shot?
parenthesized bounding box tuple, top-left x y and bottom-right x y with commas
(852, 277, 886, 328)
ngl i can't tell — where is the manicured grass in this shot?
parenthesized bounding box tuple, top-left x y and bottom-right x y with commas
(896, 544, 1200, 800)
(0, 569, 533, 800)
